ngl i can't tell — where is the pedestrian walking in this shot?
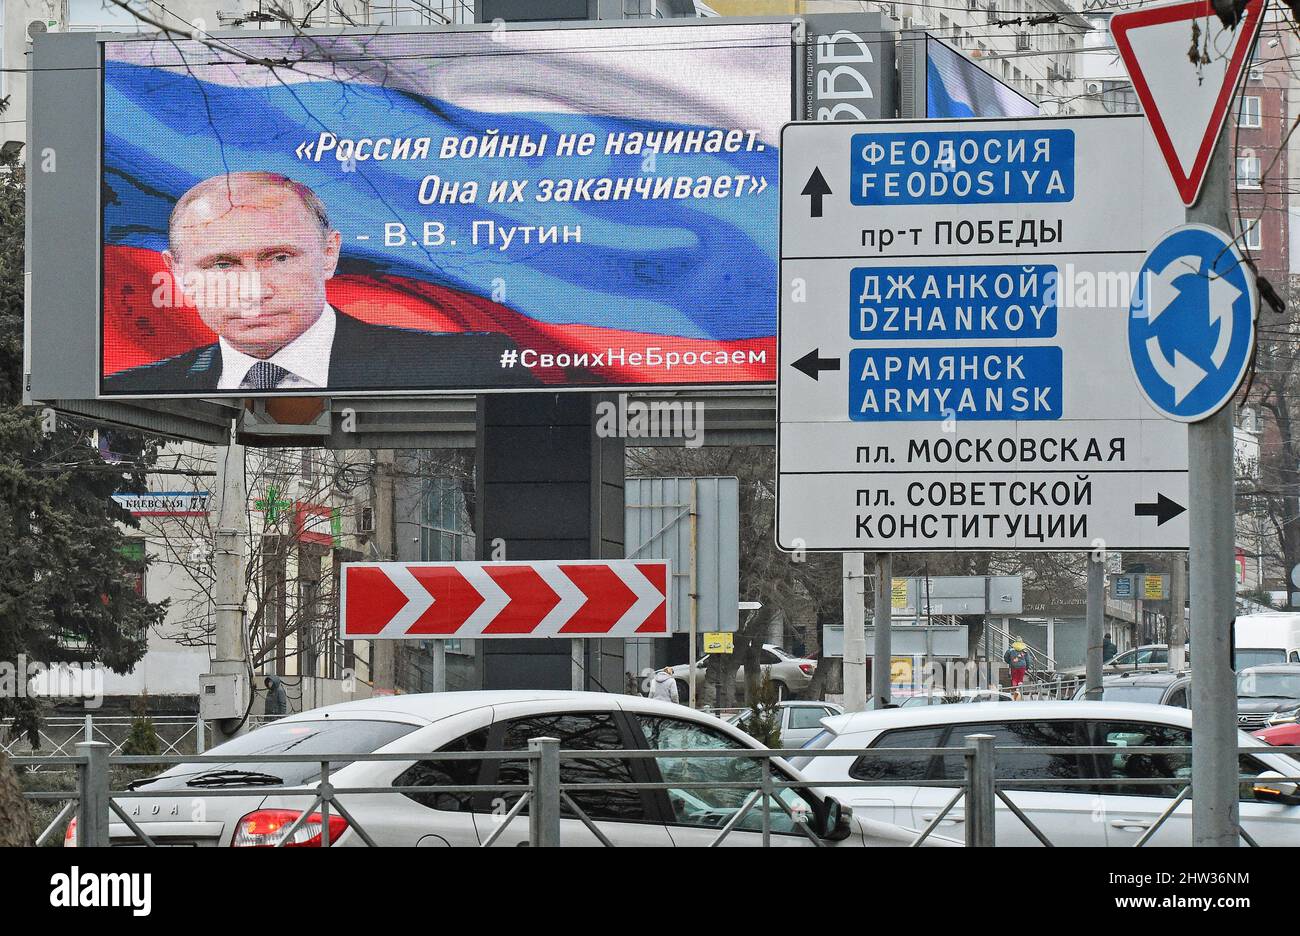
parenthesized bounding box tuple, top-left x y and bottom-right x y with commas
(649, 667, 680, 704)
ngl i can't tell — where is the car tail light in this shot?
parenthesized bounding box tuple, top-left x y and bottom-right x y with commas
(64, 817, 76, 847)
(800, 663, 815, 675)
(231, 808, 349, 847)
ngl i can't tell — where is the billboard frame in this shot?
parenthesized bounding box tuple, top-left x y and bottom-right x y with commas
(30, 17, 811, 406)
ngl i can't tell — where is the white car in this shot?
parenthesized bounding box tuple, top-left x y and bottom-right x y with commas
(89, 691, 953, 848)
(792, 701, 1300, 847)
(898, 690, 1015, 707)
(726, 701, 846, 747)
(660, 645, 817, 701)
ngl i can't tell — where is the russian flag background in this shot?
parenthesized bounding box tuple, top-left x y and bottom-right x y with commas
(100, 26, 791, 390)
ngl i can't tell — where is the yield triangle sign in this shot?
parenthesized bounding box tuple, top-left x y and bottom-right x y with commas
(1111, 0, 1265, 206)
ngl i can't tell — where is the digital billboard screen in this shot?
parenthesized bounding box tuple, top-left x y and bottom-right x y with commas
(926, 36, 1038, 119)
(99, 24, 791, 397)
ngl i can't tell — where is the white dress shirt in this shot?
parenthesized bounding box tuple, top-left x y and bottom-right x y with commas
(217, 303, 336, 391)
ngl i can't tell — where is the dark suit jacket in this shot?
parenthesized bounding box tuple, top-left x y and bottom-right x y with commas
(102, 312, 539, 394)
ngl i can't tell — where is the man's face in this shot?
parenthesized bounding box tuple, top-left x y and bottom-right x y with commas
(165, 184, 341, 358)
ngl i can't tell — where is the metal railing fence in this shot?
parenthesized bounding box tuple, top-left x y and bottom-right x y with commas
(13, 738, 1300, 848)
(2, 713, 287, 760)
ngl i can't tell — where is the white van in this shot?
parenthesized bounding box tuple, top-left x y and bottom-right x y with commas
(1235, 613, 1300, 668)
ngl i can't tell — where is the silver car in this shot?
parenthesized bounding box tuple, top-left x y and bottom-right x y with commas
(85, 691, 947, 848)
(661, 644, 817, 701)
(726, 701, 846, 747)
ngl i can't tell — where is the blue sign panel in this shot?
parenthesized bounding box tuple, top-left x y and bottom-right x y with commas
(1128, 224, 1257, 422)
(850, 264, 1057, 340)
(850, 129, 1075, 206)
(848, 346, 1062, 421)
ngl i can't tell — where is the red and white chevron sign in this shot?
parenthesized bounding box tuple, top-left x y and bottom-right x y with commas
(340, 561, 671, 639)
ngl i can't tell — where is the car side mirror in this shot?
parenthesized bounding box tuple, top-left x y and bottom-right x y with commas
(817, 796, 854, 841)
(1252, 771, 1300, 806)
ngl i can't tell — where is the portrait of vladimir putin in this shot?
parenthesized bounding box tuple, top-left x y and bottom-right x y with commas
(103, 171, 533, 394)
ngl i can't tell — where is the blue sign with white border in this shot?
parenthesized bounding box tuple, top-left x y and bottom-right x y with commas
(1128, 224, 1257, 423)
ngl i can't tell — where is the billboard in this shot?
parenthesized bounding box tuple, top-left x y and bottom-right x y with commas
(96, 23, 791, 398)
(925, 36, 1038, 118)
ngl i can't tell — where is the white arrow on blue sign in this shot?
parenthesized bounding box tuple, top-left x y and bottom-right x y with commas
(1127, 224, 1257, 423)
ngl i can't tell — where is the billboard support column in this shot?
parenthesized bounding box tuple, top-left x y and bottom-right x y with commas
(475, 394, 625, 691)
(371, 450, 397, 694)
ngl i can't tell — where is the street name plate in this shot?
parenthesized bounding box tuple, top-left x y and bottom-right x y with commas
(777, 115, 1189, 551)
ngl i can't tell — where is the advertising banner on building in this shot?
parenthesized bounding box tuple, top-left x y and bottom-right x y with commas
(97, 23, 792, 398)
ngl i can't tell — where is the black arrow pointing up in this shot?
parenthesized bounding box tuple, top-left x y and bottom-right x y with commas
(792, 349, 841, 381)
(1134, 494, 1186, 526)
(802, 167, 832, 218)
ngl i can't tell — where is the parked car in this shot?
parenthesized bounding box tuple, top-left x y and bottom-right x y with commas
(725, 701, 845, 747)
(1061, 644, 1174, 678)
(660, 645, 816, 701)
(1255, 723, 1300, 748)
(1104, 644, 1172, 673)
(1236, 664, 1300, 731)
(1071, 671, 1191, 708)
(1235, 613, 1300, 669)
(790, 701, 1300, 846)
(81, 691, 950, 848)
(899, 690, 1015, 707)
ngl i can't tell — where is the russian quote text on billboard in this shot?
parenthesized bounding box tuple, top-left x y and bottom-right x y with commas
(99, 24, 791, 397)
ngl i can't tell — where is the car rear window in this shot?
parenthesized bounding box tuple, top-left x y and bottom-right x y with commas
(1236, 648, 1286, 668)
(130, 719, 418, 791)
(787, 729, 836, 770)
(1089, 685, 1170, 704)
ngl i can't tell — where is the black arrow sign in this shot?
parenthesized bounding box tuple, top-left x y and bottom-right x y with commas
(802, 167, 832, 218)
(1134, 494, 1186, 526)
(792, 349, 841, 381)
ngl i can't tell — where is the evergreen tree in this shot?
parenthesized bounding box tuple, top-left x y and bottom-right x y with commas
(122, 694, 162, 756)
(0, 136, 166, 743)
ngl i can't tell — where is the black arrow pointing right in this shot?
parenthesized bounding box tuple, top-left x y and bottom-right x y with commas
(1134, 494, 1186, 526)
(791, 349, 842, 380)
(802, 167, 832, 218)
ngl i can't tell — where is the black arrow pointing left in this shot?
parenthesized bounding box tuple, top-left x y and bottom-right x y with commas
(792, 349, 841, 380)
(1134, 494, 1186, 526)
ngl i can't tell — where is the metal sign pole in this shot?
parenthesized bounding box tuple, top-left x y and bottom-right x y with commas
(842, 553, 867, 712)
(1085, 555, 1104, 700)
(871, 553, 892, 709)
(1186, 130, 1240, 847)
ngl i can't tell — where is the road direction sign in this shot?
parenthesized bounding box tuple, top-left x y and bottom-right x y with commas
(1111, 0, 1265, 206)
(777, 115, 1188, 552)
(340, 560, 670, 639)
(1128, 224, 1257, 422)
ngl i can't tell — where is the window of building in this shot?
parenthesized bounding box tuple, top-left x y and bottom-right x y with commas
(66, 0, 144, 30)
(1240, 217, 1263, 252)
(366, 0, 462, 26)
(1239, 95, 1263, 128)
(1236, 154, 1262, 189)
(419, 476, 469, 561)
